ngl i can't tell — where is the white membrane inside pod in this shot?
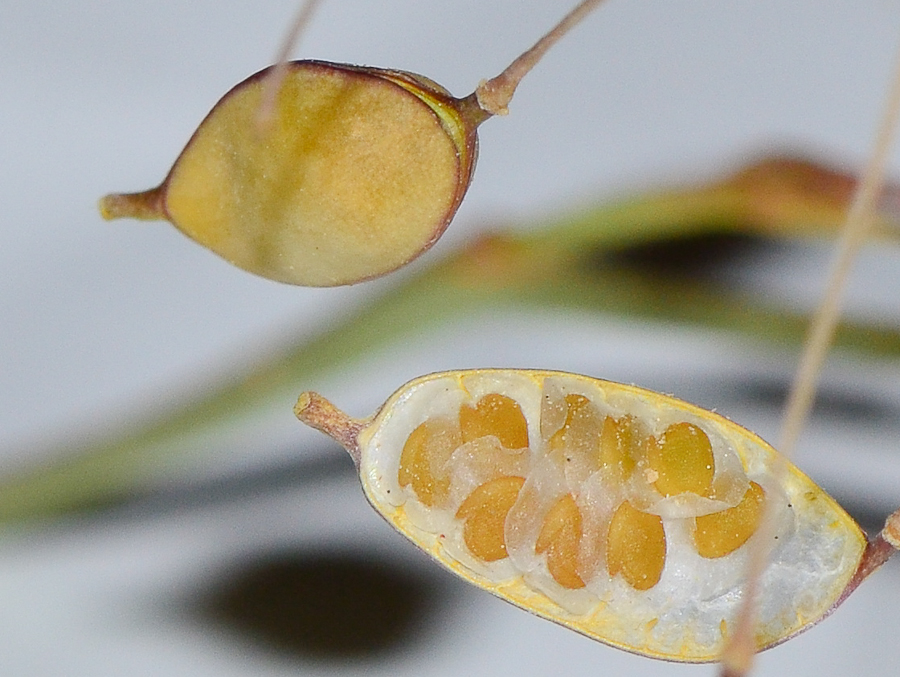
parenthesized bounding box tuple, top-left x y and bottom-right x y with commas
(357, 370, 867, 662)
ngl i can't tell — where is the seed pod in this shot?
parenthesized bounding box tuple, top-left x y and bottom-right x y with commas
(295, 369, 870, 663)
(99, 1, 604, 286)
(99, 62, 482, 287)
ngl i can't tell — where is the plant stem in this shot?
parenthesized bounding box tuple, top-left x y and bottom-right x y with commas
(475, 0, 606, 116)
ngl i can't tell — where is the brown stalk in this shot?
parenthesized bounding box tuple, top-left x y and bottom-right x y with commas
(475, 0, 606, 116)
(294, 392, 365, 467)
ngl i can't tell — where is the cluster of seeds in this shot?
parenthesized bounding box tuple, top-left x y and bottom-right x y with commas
(298, 370, 867, 659)
(395, 383, 766, 596)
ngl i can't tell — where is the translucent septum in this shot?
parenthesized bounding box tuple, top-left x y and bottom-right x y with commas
(357, 370, 866, 662)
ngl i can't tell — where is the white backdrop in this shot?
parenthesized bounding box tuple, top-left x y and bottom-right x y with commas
(2, 1, 900, 675)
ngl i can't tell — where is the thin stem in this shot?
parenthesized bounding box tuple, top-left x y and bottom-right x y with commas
(475, 0, 606, 116)
(719, 33, 900, 677)
(778, 42, 900, 457)
(255, 0, 324, 134)
(294, 392, 365, 467)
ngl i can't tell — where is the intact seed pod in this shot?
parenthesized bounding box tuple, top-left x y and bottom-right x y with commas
(99, 1, 603, 286)
(100, 62, 480, 286)
(295, 369, 879, 662)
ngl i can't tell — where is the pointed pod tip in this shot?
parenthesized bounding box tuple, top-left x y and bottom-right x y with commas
(97, 194, 120, 221)
(97, 186, 166, 222)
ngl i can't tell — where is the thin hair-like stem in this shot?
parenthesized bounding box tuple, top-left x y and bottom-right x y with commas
(255, 0, 324, 134)
(778, 44, 900, 459)
(718, 34, 900, 677)
(475, 0, 606, 116)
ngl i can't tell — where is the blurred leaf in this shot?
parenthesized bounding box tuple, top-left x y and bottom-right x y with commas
(2, 154, 899, 525)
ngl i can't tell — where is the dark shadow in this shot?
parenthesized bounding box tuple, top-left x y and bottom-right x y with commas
(591, 230, 777, 282)
(78, 447, 469, 664)
(612, 373, 900, 433)
(719, 376, 899, 425)
(191, 548, 451, 662)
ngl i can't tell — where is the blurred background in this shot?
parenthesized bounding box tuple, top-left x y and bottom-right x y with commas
(2, 0, 900, 674)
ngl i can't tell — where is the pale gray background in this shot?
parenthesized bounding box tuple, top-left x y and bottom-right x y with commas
(2, 1, 900, 675)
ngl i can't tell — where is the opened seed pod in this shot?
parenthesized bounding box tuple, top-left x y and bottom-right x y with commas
(99, 1, 603, 286)
(295, 369, 890, 663)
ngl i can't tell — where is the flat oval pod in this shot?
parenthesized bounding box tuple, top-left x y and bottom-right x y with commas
(100, 61, 478, 286)
(99, 1, 606, 286)
(296, 369, 868, 662)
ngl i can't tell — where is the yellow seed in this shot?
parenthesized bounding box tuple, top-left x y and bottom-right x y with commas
(535, 494, 586, 589)
(456, 476, 526, 562)
(548, 394, 604, 465)
(398, 418, 462, 506)
(694, 481, 766, 558)
(598, 415, 640, 482)
(606, 501, 667, 591)
(647, 422, 715, 497)
(460, 393, 529, 449)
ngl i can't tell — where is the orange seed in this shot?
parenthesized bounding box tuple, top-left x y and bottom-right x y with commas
(398, 418, 462, 506)
(599, 415, 640, 482)
(694, 481, 766, 558)
(535, 494, 586, 589)
(460, 393, 529, 449)
(647, 422, 715, 497)
(548, 394, 604, 466)
(456, 476, 526, 562)
(606, 501, 666, 591)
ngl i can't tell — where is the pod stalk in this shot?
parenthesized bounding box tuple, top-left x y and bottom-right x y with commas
(98, 186, 166, 221)
(475, 0, 605, 116)
(294, 392, 364, 466)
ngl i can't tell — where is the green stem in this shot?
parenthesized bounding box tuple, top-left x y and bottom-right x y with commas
(3, 167, 899, 525)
